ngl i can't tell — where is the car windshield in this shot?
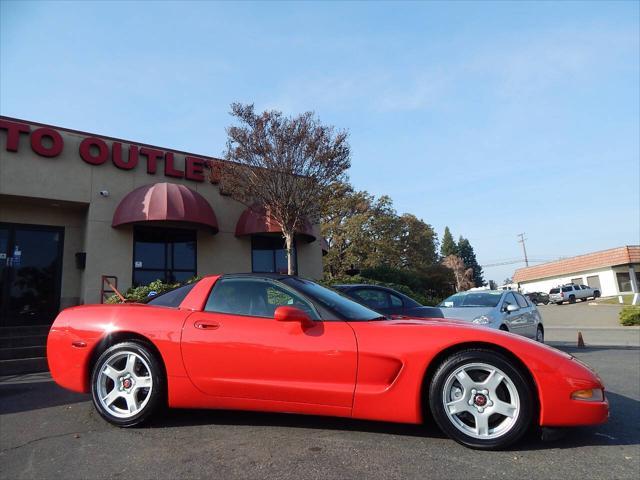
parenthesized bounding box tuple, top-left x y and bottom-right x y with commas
(438, 291, 503, 308)
(282, 277, 384, 321)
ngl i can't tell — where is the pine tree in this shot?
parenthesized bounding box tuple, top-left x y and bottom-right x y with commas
(457, 236, 485, 287)
(440, 227, 458, 258)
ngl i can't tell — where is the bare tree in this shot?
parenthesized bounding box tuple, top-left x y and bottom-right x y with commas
(442, 254, 474, 292)
(218, 103, 351, 275)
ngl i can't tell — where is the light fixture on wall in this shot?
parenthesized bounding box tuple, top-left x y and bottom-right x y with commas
(99, 190, 110, 197)
(75, 252, 86, 269)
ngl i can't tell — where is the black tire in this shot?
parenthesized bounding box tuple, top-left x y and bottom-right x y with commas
(91, 341, 165, 427)
(536, 326, 544, 343)
(594, 291, 601, 298)
(543, 301, 549, 305)
(499, 324, 509, 332)
(428, 349, 534, 450)
(569, 295, 576, 304)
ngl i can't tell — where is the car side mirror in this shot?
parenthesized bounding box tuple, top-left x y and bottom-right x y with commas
(274, 306, 314, 327)
(505, 304, 520, 313)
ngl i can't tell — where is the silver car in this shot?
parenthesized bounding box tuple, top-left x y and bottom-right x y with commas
(438, 290, 544, 342)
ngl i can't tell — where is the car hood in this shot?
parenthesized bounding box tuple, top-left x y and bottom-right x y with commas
(438, 307, 494, 321)
(379, 317, 484, 328)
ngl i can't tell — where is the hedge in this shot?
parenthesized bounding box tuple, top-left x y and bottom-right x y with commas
(620, 306, 640, 326)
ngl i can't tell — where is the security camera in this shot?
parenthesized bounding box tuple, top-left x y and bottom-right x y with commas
(99, 190, 110, 197)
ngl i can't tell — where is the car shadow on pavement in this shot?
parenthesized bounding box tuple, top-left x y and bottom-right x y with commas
(0, 381, 89, 415)
(148, 407, 446, 439)
(145, 389, 638, 449)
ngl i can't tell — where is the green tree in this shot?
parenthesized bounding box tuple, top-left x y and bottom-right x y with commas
(321, 182, 375, 277)
(398, 214, 438, 271)
(321, 185, 438, 277)
(440, 226, 458, 258)
(457, 236, 485, 287)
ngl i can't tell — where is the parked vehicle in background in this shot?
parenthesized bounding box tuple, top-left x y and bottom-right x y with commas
(524, 292, 549, 305)
(549, 284, 601, 305)
(438, 290, 544, 342)
(333, 284, 443, 318)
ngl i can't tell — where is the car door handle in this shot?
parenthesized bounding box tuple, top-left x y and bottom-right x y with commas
(194, 321, 220, 330)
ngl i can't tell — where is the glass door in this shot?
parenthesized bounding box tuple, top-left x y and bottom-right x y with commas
(0, 223, 64, 327)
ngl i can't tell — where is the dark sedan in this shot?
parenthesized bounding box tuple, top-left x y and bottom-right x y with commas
(333, 284, 443, 318)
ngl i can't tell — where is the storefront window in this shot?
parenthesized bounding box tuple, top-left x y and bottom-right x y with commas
(251, 235, 296, 274)
(616, 271, 640, 293)
(133, 227, 196, 286)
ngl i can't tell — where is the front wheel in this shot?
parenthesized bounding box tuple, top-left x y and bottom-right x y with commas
(429, 349, 534, 450)
(91, 341, 164, 427)
(536, 326, 544, 343)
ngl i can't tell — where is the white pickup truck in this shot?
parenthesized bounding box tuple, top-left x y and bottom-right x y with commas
(548, 284, 601, 305)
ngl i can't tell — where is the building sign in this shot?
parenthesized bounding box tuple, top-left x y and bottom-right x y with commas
(0, 119, 207, 182)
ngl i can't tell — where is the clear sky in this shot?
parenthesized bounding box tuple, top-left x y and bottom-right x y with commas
(1, 0, 638, 283)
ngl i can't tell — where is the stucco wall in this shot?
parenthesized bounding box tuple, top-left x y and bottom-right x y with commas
(517, 266, 631, 297)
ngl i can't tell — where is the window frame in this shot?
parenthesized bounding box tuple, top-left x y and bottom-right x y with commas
(251, 235, 297, 274)
(132, 226, 197, 286)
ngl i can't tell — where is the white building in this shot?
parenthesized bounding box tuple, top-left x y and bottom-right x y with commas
(513, 246, 640, 298)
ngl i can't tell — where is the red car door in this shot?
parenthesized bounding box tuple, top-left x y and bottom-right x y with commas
(181, 277, 357, 408)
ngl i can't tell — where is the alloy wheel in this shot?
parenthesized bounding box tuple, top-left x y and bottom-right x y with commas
(441, 362, 520, 440)
(96, 350, 153, 419)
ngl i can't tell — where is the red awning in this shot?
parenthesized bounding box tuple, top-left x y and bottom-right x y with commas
(112, 182, 218, 232)
(235, 204, 316, 242)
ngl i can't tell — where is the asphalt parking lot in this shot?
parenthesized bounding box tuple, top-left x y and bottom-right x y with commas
(540, 302, 640, 347)
(1, 345, 638, 480)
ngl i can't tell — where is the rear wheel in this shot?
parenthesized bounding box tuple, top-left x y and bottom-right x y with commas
(594, 291, 601, 298)
(429, 349, 534, 450)
(91, 341, 164, 427)
(569, 295, 576, 304)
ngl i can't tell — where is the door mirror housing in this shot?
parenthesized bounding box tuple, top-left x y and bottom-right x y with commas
(274, 306, 314, 326)
(505, 304, 520, 313)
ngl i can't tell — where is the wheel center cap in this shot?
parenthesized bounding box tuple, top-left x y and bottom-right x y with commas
(474, 394, 487, 406)
(123, 378, 132, 389)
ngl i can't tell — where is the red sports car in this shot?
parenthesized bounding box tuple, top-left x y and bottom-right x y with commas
(47, 274, 609, 450)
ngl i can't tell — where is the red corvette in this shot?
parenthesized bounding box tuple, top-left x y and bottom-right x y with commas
(47, 274, 608, 449)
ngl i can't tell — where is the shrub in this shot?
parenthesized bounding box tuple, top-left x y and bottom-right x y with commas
(620, 306, 640, 326)
(105, 276, 201, 304)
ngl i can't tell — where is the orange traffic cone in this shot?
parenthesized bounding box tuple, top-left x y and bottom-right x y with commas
(578, 331, 585, 348)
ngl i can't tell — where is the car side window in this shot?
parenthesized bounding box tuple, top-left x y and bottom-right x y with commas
(573, 285, 581, 290)
(389, 293, 404, 308)
(352, 288, 390, 310)
(515, 293, 529, 308)
(502, 292, 518, 310)
(205, 278, 319, 319)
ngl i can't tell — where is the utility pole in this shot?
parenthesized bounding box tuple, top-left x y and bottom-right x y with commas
(517, 233, 529, 267)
